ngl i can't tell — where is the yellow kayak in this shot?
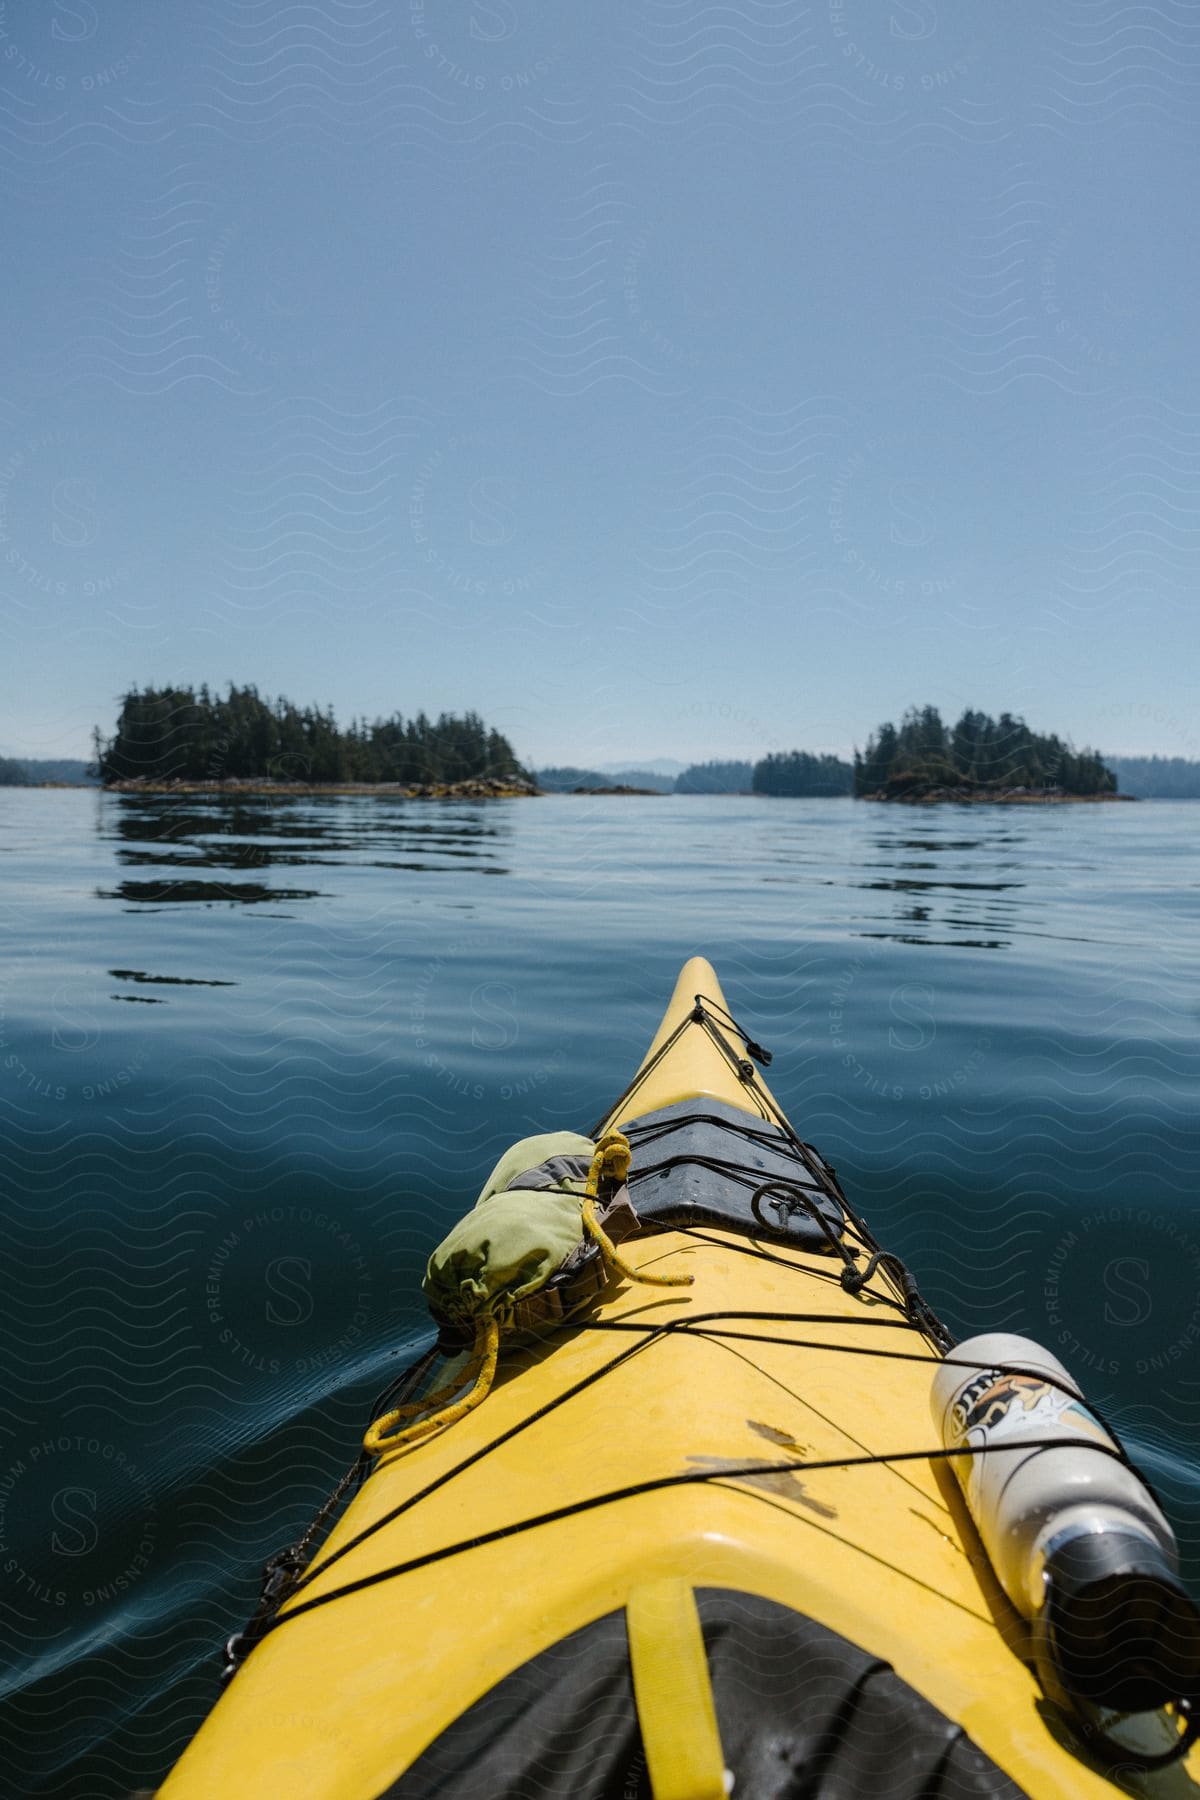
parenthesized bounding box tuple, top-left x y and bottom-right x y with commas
(160, 957, 1199, 1799)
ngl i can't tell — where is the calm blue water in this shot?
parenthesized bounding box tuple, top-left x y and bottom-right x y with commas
(1, 789, 1198, 1795)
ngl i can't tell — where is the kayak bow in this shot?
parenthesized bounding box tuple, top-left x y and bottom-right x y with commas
(160, 957, 1199, 1798)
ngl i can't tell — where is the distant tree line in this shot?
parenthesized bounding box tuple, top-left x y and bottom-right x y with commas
(536, 765, 608, 791)
(0, 757, 98, 785)
(752, 752, 854, 796)
(93, 685, 528, 786)
(535, 765, 677, 792)
(1104, 756, 1200, 800)
(676, 760, 753, 794)
(855, 706, 1115, 797)
(610, 768, 677, 793)
(537, 757, 848, 795)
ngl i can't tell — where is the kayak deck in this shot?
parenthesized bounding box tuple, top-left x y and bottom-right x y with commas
(160, 959, 1198, 1798)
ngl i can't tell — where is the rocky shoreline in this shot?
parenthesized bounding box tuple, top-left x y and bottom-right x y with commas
(862, 785, 1134, 806)
(103, 776, 540, 799)
(99, 776, 670, 798)
(565, 783, 660, 796)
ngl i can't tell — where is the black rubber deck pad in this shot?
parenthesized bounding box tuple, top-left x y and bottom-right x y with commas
(622, 1097, 846, 1251)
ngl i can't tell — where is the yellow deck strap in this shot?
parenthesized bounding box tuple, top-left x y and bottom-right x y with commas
(626, 1579, 728, 1800)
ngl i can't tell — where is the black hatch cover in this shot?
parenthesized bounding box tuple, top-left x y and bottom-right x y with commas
(377, 1588, 1028, 1799)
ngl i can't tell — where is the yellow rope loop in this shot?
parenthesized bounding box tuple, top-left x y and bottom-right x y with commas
(583, 1128, 693, 1289)
(582, 1194, 694, 1290)
(392, 1334, 491, 1417)
(584, 1128, 632, 1197)
(363, 1315, 500, 1456)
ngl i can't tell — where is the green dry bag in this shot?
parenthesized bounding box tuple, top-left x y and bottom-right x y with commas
(423, 1131, 597, 1329)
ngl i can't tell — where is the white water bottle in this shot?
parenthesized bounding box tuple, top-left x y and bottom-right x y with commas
(931, 1333, 1200, 1712)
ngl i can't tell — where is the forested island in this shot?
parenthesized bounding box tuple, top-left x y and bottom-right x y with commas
(7, 691, 1193, 802)
(853, 707, 1119, 802)
(92, 685, 533, 795)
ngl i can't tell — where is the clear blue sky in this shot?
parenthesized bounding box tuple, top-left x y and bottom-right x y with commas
(2, 3, 1198, 767)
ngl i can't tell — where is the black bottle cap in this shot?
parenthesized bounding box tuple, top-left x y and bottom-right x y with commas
(1040, 1530, 1200, 1713)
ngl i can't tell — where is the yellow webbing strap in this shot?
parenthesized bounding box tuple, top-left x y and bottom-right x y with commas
(627, 1580, 728, 1800)
(583, 1131, 694, 1290)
